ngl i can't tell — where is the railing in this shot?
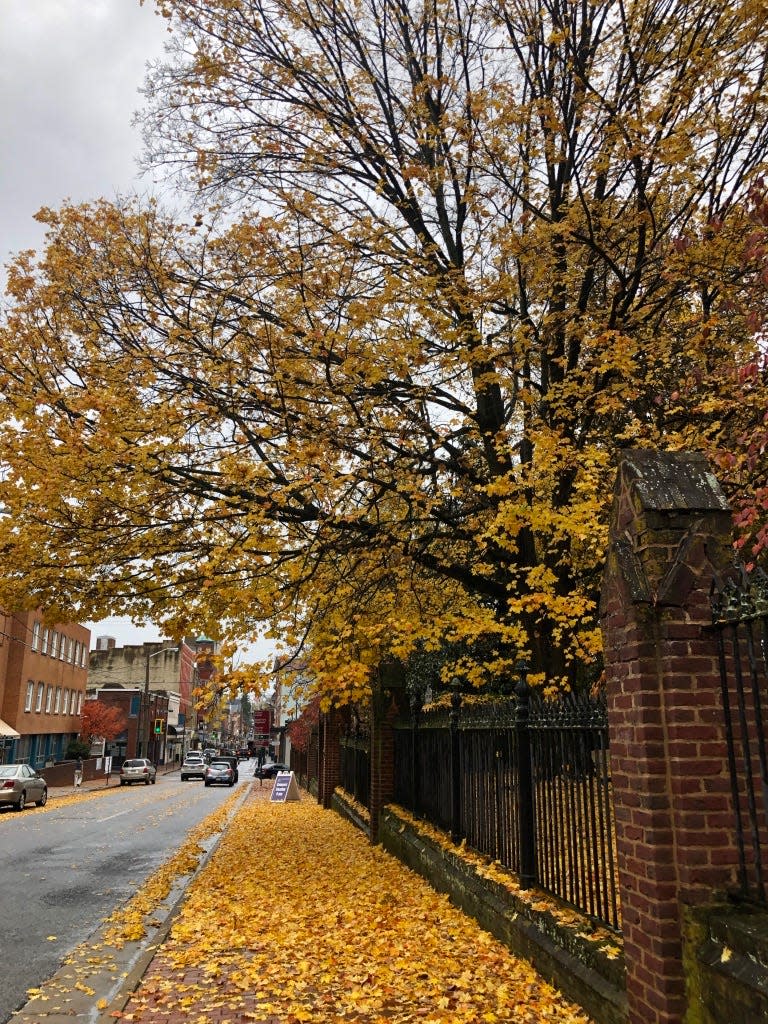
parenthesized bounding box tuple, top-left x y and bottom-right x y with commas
(340, 736, 370, 809)
(712, 565, 768, 905)
(393, 679, 620, 931)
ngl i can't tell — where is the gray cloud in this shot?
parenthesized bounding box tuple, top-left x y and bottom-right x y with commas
(1, 0, 168, 271)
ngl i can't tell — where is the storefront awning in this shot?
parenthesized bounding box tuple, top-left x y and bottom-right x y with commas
(0, 718, 20, 739)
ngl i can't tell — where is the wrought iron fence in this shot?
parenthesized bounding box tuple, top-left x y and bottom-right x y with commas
(340, 709, 370, 809)
(393, 680, 620, 932)
(712, 565, 768, 905)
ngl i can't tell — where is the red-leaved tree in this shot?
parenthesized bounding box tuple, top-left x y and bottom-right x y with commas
(80, 700, 128, 746)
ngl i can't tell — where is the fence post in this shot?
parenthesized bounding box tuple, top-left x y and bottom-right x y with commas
(601, 450, 736, 1024)
(450, 678, 462, 843)
(515, 663, 536, 889)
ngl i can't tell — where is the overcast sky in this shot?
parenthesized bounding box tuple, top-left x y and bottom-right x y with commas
(1, 0, 169, 273)
(0, 2, 271, 660)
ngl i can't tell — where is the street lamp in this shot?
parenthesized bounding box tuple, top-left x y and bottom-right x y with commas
(137, 644, 177, 760)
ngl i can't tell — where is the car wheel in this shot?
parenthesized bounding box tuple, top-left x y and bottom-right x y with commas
(16, 791, 26, 811)
(229, 780, 234, 787)
(120, 780, 126, 786)
(151, 777, 156, 784)
(204, 781, 210, 787)
(37, 789, 48, 807)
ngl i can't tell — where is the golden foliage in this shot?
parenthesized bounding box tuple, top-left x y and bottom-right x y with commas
(119, 788, 593, 1023)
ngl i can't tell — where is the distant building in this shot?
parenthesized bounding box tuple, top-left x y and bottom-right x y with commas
(0, 609, 90, 767)
(88, 637, 201, 759)
(86, 687, 170, 763)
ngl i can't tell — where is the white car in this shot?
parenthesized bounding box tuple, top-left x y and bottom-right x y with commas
(180, 755, 206, 781)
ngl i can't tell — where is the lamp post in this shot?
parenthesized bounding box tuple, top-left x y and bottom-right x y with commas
(137, 644, 177, 760)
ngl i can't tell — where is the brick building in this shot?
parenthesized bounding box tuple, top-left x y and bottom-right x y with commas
(88, 637, 205, 760)
(0, 609, 90, 767)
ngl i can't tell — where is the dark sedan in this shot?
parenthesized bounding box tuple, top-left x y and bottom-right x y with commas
(0, 764, 48, 810)
(204, 760, 235, 787)
(256, 762, 290, 779)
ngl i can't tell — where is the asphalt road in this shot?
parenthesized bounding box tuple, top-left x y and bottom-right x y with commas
(0, 771, 251, 1023)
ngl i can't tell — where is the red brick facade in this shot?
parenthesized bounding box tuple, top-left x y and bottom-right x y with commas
(0, 609, 90, 766)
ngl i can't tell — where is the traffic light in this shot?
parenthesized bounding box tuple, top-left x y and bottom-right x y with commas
(154, 718, 165, 735)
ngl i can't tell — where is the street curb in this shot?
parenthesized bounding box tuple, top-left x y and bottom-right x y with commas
(7, 782, 253, 1024)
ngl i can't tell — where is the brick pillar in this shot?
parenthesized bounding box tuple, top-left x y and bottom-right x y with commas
(317, 707, 344, 809)
(369, 660, 406, 843)
(600, 451, 737, 1024)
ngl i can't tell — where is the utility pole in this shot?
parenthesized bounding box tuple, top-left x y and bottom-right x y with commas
(137, 644, 176, 760)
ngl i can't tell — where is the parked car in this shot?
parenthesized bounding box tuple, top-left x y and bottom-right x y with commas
(204, 760, 235, 787)
(0, 763, 48, 810)
(180, 755, 207, 781)
(120, 758, 157, 786)
(257, 762, 290, 779)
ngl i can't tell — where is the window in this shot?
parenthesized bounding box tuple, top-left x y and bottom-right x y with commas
(54, 687, 62, 713)
(25, 681, 34, 712)
(129, 695, 141, 717)
(76, 692, 83, 715)
(41, 628, 49, 655)
(67, 638, 74, 662)
(59, 633, 66, 660)
(35, 682, 44, 712)
(80, 644, 87, 668)
(62, 689, 70, 715)
(45, 686, 53, 713)
(31, 621, 40, 652)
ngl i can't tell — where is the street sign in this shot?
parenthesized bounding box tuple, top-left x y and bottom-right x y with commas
(254, 709, 271, 735)
(270, 771, 300, 803)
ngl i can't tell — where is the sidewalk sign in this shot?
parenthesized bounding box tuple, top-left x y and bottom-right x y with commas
(270, 771, 301, 803)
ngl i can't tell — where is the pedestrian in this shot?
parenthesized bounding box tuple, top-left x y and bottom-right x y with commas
(74, 755, 83, 788)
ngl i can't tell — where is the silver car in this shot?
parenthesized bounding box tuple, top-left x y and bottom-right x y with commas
(0, 764, 48, 810)
(119, 758, 157, 786)
(204, 760, 235, 787)
(180, 755, 206, 781)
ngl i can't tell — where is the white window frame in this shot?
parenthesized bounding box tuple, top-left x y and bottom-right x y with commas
(31, 621, 40, 652)
(76, 692, 83, 715)
(25, 681, 34, 712)
(62, 689, 70, 715)
(35, 682, 44, 712)
(45, 685, 53, 713)
(54, 687, 62, 714)
(41, 628, 49, 655)
(59, 633, 66, 660)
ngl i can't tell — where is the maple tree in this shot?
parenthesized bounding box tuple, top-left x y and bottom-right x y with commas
(1, 0, 768, 702)
(79, 699, 128, 745)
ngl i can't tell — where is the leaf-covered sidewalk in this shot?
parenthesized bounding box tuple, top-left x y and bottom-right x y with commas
(119, 787, 592, 1024)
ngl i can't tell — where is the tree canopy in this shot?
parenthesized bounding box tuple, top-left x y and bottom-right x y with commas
(2, 0, 768, 703)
